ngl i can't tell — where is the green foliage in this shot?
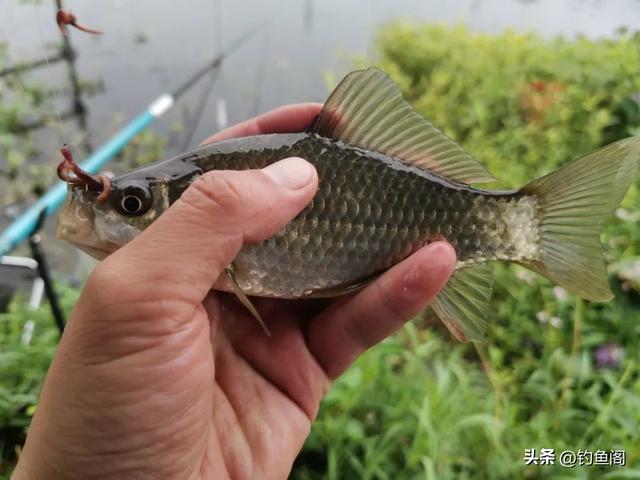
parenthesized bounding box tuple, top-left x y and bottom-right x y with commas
(375, 24, 640, 188)
(295, 327, 640, 479)
(0, 287, 78, 477)
(120, 129, 168, 170)
(0, 46, 39, 206)
(0, 40, 106, 207)
(294, 23, 640, 478)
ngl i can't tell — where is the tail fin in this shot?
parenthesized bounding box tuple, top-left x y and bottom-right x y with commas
(519, 137, 640, 301)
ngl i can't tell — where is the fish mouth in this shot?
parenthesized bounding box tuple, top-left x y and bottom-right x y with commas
(57, 217, 116, 261)
(57, 193, 116, 260)
(57, 228, 110, 261)
(57, 223, 116, 260)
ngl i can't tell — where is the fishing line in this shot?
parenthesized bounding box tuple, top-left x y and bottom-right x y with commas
(180, 68, 220, 151)
(179, 0, 225, 150)
(213, 0, 228, 131)
(0, 28, 259, 257)
(33, 4, 65, 144)
(250, 28, 271, 117)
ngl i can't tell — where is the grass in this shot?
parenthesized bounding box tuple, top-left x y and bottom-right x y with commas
(292, 307, 640, 479)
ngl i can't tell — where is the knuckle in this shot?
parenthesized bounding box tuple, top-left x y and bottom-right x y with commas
(202, 232, 241, 276)
(375, 279, 407, 323)
(85, 262, 119, 293)
(81, 262, 124, 312)
(344, 309, 374, 350)
(183, 172, 245, 219)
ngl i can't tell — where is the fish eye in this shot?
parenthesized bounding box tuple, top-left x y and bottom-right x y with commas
(121, 195, 143, 214)
(116, 185, 152, 216)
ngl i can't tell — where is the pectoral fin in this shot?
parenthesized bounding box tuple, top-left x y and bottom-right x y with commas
(301, 272, 380, 298)
(225, 264, 271, 336)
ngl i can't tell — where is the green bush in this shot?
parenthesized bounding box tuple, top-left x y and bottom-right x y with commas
(0, 287, 78, 478)
(295, 23, 640, 479)
(374, 24, 640, 188)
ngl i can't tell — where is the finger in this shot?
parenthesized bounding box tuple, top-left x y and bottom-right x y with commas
(93, 158, 318, 306)
(215, 297, 331, 421)
(305, 242, 456, 378)
(201, 103, 322, 144)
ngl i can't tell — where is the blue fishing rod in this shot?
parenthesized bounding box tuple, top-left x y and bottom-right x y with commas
(0, 30, 255, 257)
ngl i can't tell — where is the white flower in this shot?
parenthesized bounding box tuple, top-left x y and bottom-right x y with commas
(553, 286, 568, 301)
(616, 208, 631, 220)
(536, 311, 549, 323)
(550, 316, 563, 328)
(516, 269, 535, 284)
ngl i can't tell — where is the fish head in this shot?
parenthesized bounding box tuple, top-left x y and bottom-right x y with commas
(57, 176, 171, 260)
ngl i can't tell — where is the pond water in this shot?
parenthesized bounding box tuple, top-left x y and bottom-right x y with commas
(1, 0, 640, 278)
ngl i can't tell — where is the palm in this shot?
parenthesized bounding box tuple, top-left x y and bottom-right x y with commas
(182, 294, 329, 479)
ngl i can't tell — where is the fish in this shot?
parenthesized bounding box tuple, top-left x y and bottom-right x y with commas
(56, 67, 640, 341)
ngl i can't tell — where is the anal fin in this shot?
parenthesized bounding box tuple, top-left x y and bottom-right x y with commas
(225, 264, 271, 336)
(431, 264, 494, 342)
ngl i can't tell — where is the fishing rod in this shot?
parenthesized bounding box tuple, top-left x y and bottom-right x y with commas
(0, 30, 256, 257)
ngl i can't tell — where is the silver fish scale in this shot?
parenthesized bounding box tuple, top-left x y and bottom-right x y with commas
(191, 133, 539, 297)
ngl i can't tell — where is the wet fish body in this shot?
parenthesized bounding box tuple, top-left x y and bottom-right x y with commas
(57, 68, 640, 341)
(138, 133, 532, 298)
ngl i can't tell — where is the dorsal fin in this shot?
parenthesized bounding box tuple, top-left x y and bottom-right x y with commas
(310, 68, 496, 184)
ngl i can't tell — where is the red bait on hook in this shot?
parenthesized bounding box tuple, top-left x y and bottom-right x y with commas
(57, 145, 111, 203)
(56, 10, 103, 36)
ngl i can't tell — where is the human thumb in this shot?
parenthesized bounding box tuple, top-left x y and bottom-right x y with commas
(88, 157, 318, 308)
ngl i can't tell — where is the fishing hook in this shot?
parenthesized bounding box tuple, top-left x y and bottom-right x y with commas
(57, 145, 111, 203)
(56, 10, 103, 36)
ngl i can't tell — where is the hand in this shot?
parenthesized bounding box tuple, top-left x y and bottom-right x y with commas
(14, 104, 456, 480)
